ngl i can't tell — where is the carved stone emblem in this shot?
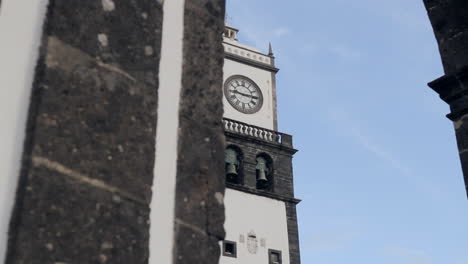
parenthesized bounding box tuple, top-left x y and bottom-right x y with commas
(247, 231, 258, 254)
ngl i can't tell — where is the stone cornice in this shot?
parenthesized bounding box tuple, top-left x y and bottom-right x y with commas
(225, 53, 280, 73)
(428, 66, 468, 121)
(226, 183, 301, 204)
(225, 131, 298, 155)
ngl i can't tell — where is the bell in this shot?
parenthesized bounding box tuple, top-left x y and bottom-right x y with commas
(225, 148, 239, 178)
(257, 169, 268, 182)
(226, 163, 238, 177)
(256, 156, 269, 183)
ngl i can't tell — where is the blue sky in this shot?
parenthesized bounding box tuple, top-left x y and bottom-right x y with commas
(227, 0, 468, 263)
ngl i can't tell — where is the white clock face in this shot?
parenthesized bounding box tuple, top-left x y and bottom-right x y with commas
(224, 75, 263, 114)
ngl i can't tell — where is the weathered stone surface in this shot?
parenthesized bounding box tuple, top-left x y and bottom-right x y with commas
(286, 202, 301, 264)
(423, 0, 468, 74)
(425, 0, 468, 197)
(173, 0, 226, 263)
(9, 166, 150, 264)
(7, 0, 163, 262)
(225, 132, 297, 198)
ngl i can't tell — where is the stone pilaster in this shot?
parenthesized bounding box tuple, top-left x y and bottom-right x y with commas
(286, 202, 301, 264)
(173, 1, 226, 263)
(6, 1, 163, 263)
(423, 0, 468, 197)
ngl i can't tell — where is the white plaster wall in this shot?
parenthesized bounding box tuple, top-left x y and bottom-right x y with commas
(220, 189, 290, 264)
(149, 0, 185, 264)
(0, 0, 49, 262)
(223, 58, 275, 130)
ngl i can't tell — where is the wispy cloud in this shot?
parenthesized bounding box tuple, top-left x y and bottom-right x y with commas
(327, 107, 411, 177)
(349, 124, 412, 177)
(326, 106, 443, 198)
(384, 246, 433, 264)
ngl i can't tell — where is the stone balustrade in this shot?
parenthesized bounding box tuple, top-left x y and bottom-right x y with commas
(222, 118, 293, 147)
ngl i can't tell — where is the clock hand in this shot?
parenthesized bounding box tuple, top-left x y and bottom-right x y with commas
(232, 90, 259, 99)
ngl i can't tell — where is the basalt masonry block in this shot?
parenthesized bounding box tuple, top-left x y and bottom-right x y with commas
(286, 203, 301, 264)
(423, 0, 468, 75)
(225, 132, 298, 200)
(423, 0, 468, 197)
(10, 166, 150, 264)
(173, 1, 226, 263)
(6, 0, 163, 263)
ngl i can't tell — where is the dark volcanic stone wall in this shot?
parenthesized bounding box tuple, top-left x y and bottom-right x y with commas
(225, 132, 297, 199)
(6, 0, 163, 263)
(423, 0, 468, 75)
(423, 0, 468, 197)
(173, 1, 226, 263)
(286, 202, 301, 264)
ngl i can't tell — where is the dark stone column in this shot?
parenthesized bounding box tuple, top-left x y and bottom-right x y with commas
(423, 0, 468, 197)
(6, 1, 163, 263)
(173, 1, 226, 263)
(286, 202, 301, 264)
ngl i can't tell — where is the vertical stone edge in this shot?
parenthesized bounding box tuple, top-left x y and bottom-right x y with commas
(173, 0, 226, 263)
(423, 0, 468, 198)
(422, 0, 468, 75)
(286, 202, 301, 264)
(5, 0, 163, 263)
(0, 0, 49, 262)
(272, 71, 279, 131)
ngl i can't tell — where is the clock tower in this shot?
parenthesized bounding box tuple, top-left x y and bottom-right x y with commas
(220, 25, 301, 264)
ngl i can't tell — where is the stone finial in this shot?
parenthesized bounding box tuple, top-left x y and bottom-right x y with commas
(268, 42, 274, 56)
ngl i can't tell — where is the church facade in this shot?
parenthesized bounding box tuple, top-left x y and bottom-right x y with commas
(219, 26, 301, 264)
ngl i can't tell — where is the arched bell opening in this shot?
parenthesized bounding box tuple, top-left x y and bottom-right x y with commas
(255, 153, 273, 191)
(225, 145, 244, 185)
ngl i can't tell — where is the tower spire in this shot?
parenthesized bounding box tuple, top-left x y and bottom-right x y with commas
(268, 42, 274, 56)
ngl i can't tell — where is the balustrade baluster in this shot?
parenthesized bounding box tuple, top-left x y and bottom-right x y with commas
(222, 118, 289, 145)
